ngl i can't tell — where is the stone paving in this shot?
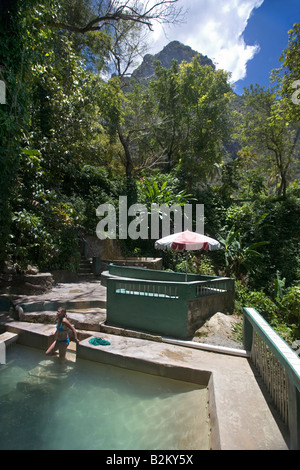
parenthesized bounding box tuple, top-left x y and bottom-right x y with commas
(11, 280, 107, 308)
(8, 280, 107, 331)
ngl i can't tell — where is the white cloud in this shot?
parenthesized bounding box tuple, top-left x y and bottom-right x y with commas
(147, 0, 264, 83)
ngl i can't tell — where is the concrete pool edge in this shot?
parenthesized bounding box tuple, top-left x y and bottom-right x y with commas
(77, 335, 289, 450)
(77, 337, 219, 450)
(0, 321, 289, 450)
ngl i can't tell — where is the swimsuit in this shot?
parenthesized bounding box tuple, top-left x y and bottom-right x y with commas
(57, 338, 70, 344)
(56, 322, 70, 344)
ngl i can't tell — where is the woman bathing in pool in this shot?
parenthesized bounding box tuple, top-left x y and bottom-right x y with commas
(46, 307, 79, 360)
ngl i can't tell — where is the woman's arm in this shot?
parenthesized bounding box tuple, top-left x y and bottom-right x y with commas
(63, 318, 79, 342)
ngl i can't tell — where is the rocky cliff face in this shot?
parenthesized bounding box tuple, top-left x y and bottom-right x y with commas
(131, 40, 215, 81)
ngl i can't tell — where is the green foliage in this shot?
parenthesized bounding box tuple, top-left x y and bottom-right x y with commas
(216, 193, 300, 290)
(218, 225, 269, 279)
(271, 23, 300, 124)
(280, 285, 300, 329)
(246, 291, 278, 322)
(237, 83, 300, 198)
(9, 194, 81, 271)
(175, 254, 216, 276)
(0, 0, 39, 263)
(274, 271, 286, 302)
(235, 281, 296, 344)
(148, 57, 232, 182)
(137, 171, 192, 207)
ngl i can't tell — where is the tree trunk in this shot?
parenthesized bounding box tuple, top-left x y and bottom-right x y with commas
(118, 127, 133, 178)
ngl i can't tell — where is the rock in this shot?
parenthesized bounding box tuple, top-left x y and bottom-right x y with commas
(193, 312, 243, 349)
(18, 308, 106, 332)
(131, 41, 215, 82)
(4, 273, 53, 295)
(26, 265, 39, 275)
(292, 340, 300, 356)
(3, 261, 16, 274)
(198, 312, 237, 337)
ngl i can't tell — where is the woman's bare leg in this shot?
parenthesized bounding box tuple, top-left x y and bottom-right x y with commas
(45, 340, 58, 356)
(58, 342, 68, 361)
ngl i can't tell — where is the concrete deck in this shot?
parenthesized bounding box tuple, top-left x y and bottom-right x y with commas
(10, 280, 107, 310)
(0, 318, 290, 450)
(77, 332, 289, 451)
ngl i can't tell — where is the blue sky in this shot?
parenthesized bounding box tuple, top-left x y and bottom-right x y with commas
(148, 0, 299, 95)
(234, 0, 299, 94)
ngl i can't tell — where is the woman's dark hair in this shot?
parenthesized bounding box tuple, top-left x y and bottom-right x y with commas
(57, 307, 67, 325)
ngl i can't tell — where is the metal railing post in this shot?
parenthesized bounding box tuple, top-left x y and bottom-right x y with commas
(288, 378, 300, 450)
(243, 312, 253, 352)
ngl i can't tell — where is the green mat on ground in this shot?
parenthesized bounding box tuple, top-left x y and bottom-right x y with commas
(88, 337, 111, 346)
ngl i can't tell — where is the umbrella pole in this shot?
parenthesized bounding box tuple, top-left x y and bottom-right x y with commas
(185, 252, 188, 282)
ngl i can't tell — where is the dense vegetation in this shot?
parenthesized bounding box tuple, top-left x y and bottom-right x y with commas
(1, 1, 299, 343)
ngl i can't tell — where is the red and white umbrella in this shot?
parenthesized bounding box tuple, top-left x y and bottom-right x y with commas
(155, 230, 220, 280)
(155, 230, 220, 252)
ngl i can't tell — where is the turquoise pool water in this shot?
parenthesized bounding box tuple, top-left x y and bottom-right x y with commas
(0, 345, 210, 450)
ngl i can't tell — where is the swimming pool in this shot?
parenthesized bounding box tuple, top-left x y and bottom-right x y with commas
(0, 345, 210, 450)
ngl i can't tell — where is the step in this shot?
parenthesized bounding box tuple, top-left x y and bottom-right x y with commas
(78, 256, 94, 276)
(16, 298, 107, 312)
(77, 273, 97, 280)
(17, 308, 107, 332)
(79, 260, 92, 266)
(79, 258, 92, 265)
(0, 331, 19, 346)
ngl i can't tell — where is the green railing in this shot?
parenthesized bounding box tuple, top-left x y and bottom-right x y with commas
(108, 272, 234, 303)
(106, 263, 219, 283)
(115, 281, 179, 299)
(194, 277, 234, 298)
(243, 307, 300, 450)
(105, 264, 235, 298)
(105, 266, 235, 338)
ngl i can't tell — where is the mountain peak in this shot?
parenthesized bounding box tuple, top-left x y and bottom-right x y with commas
(131, 41, 215, 81)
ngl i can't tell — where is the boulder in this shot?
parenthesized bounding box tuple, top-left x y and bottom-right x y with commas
(193, 312, 243, 349)
(0, 273, 53, 295)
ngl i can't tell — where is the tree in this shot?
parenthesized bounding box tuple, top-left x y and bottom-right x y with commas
(116, 80, 170, 178)
(178, 58, 232, 184)
(106, 12, 149, 78)
(111, 55, 232, 183)
(26, 11, 124, 182)
(236, 23, 300, 199)
(0, 0, 39, 264)
(272, 23, 300, 124)
(218, 225, 269, 280)
(149, 59, 183, 172)
(55, 0, 113, 74)
(149, 56, 232, 184)
(0, 0, 126, 267)
(46, 1, 183, 34)
(240, 84, 300, 198)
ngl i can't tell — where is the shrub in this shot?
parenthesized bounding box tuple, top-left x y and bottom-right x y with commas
(242, 290, 278, 322)
(280, 285, 300, 330)
(235, 280, 298, 344)
(175, 254, 216, 276)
